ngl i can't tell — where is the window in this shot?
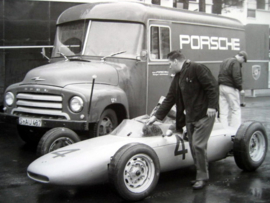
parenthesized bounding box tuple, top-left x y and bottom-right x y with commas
(150, 26, 170, 60)
(247, 9, 256, 18)
(52, 21, 87, 57)
(52, 20, 144, 58)
(152, 0, 160, 5)
(85, 21, 143, 58)
(257, 0, 265, 9)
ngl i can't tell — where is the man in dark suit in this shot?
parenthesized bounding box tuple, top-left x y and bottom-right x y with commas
(147, 50, 219, 189)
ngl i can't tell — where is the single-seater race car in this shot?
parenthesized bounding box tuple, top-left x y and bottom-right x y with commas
(27, 101, 268, 202)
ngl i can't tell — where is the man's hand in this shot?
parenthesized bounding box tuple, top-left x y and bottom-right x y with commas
(146, 116, 157, 126)
(207, 108, 216, 117)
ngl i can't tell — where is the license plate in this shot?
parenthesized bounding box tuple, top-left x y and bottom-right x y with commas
(19, 117, 42, 127)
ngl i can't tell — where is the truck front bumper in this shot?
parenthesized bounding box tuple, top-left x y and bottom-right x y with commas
(0, 113, 88, 131)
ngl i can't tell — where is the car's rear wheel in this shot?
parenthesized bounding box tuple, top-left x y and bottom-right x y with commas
(233, 121, 268, 171)
(37, 127, 80, 156)
(109, 143, 160, 201)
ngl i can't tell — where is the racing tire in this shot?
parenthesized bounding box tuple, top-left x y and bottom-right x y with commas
(90, 109, 118, 137)
(233, 121, 268, 172)
(109, 143, 160, 201)
(17, 125, 47, 145)
(36, 127, 81, 156)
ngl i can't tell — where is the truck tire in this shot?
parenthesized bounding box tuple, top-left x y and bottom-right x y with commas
(233, 121, 268, 172)
(90, 109, 118, 137)
(37, 127, 80, 156)
(17, 125, 46, 145)
(109, 143, 160, 201)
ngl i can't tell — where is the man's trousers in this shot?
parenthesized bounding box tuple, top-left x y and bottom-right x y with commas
(186, 116, 215, 181)
(219, 84, 241, 130)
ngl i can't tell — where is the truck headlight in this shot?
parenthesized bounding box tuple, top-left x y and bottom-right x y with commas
(5, 92, 14, 106)
(70, 96, 84, 113)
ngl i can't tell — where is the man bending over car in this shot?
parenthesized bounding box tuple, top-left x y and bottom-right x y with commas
(147, 50, 219, 189)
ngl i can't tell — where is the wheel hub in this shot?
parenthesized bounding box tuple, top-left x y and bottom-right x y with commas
(125, 158, 148, 187)
(249, 131, 266, 161)
(99, 117, 113, 136)
(128, 162, 146, 184)
(123, 153, 157, 193)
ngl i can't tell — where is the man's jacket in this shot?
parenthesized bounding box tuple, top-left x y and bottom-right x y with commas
(218, 57, 242, 91)
(155, 61, 219, 130)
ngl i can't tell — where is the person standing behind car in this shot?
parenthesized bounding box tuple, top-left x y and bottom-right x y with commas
(147, 50, 219, 190)
(218, 51, 247, 131)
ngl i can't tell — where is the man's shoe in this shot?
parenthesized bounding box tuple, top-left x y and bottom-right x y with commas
(190, 180, 196, 185)
(191, 179, 208, 185)
(192, 180, 207, 190)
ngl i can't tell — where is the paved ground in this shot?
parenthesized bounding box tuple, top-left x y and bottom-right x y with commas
(0, 96, 270, 203)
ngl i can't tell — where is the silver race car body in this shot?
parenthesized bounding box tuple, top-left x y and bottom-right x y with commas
(27, 117, 267, 201)
(28, 119, 231, 185)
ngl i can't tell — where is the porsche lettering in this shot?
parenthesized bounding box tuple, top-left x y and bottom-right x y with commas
(179, 35, 240, 51)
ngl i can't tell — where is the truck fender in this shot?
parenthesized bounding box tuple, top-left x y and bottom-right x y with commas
(89, 85, 129, 123)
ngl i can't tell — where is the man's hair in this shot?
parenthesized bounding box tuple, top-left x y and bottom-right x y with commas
(167, 50, 186, 61)
(237, 51, 248, 63)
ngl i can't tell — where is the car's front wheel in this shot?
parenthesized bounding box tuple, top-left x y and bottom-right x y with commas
(233, 121, 268, 171)
(109, 143, 160, 201)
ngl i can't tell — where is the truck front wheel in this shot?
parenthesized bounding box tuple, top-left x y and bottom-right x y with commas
(90, 109, 118, 137)
(37, 127, 80, 156)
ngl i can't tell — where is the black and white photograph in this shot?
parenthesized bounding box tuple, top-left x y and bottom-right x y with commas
(0, 0, 270, 202)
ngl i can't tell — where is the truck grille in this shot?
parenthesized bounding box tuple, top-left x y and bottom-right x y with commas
(12, 93, 70, 120)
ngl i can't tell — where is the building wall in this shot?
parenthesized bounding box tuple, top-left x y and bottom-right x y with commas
(0, 0, 82, 105)
(175, 0, 213, 13)
(0, 0, 4, 103)
(188, 0, 212, 13)
(221, 0, 270, 26)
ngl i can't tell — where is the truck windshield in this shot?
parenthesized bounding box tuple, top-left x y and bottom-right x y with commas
(52, 20, 143, 58)
(52, 21, 87, 56)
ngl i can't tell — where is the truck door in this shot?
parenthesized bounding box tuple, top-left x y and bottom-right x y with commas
(147, 23, 172, 114)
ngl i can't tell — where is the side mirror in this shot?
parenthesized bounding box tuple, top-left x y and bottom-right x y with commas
(136, 50, 148, 61)
(41, 47, 50, 62)
(141, 50, 147, 58)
